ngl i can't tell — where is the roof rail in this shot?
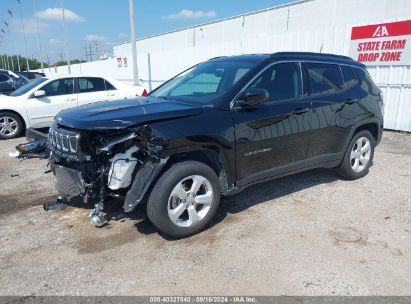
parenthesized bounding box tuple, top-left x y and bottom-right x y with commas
(271, 52, 354, 61)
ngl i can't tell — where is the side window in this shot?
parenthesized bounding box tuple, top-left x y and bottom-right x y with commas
(105, 80, 116, 91)
(341, 65, 358, 88)
(0, 74, 10, 82)
(306, 63, 344, 95)
(41, 78, 73, 97)
(77, 77, 106, 93)
(61, 78, 74, 95)
(249, 62, 302, 102)
(170, 70, 223, 96)
(352, 67, 379, 95)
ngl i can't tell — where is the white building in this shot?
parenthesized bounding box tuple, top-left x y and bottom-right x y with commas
(47, 0, 411, 132)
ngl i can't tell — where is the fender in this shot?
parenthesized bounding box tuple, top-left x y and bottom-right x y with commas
(123, 145, 234, 212)
(123, 156, 169, 212)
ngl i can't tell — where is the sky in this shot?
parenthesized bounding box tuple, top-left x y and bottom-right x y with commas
(0, 0, 293, 64)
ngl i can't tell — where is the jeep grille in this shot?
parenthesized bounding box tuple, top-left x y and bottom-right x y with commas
(49, 128, 80, 154)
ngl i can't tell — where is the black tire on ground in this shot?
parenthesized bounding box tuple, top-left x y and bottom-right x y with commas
(0, 111, 24, 139)
(146, 161, 221, 238)
(336, 130, 375, 180)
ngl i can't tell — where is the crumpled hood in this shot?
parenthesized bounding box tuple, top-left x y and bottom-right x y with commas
(56, 97, 202, 130)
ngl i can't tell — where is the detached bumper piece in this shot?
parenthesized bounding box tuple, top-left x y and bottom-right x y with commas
(15, 128, 50, 159)
(43, 196, 67, 211)
(16, 139, 49, 159)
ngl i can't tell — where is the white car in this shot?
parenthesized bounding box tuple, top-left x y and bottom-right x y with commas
(0, 75, 147, 139)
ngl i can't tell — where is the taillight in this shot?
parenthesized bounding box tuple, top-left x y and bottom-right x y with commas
(141, 89, 148, 97)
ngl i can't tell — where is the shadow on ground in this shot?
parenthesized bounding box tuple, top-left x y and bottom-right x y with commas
(135, 168, 340, 239)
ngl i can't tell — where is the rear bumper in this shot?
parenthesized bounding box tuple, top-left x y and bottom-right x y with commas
(376, 124, 383, 146)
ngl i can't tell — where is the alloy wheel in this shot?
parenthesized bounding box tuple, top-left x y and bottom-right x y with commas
(167, 175, 213, 228)
(0, 116, 18, 137)
(350, 136, 371, 173)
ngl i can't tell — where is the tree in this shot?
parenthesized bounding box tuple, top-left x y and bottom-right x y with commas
(0, 54, 48, 71)
(52, 59, 86, 66)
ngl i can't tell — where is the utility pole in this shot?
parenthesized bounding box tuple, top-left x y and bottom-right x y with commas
(10, 55, 15, 71)
(17, 55, 21, 71)
(93, 41, 100, 60)
(33, 0, 44, 72)
(89, 44, 93, 61)
(129, 0, 140, 85)
(17, 0, 30, 70)
(6, 9, 21, 72)
(46, 55, 50, 71)
(83, 45, 89, 62)
(61, 0, 71, 73)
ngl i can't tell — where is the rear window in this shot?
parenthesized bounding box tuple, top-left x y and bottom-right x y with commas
(105, 80, 116, 91)
(77, 77, 106, 93)
(306, 63, 344, 95)
(341, 65, 358, 88)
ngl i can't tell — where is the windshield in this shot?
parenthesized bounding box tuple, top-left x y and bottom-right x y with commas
(149, 60, 256, 105)
(9, 77, 48, 97)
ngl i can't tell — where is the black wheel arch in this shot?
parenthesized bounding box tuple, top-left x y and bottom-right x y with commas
(165, 149, 231, 193)
(344, 118, 382, 153)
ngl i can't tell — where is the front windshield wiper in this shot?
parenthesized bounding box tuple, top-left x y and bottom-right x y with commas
(153, 96, 173, 100)
(153, 96, 184, 102)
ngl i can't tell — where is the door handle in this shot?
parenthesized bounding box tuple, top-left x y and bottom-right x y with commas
(65, 97, 76, 101)
(292, 107, 309, 115)
(345, 98, 358, 105)
(106, 93, 116, 97)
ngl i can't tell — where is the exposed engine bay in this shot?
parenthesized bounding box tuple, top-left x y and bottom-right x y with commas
(17, 124, 168, 227)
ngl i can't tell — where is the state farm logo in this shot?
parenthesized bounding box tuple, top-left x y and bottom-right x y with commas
(373, 25, 389, 38)
(350, 20, 411, 65)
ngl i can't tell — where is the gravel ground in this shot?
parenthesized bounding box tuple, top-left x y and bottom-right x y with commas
(0, 131, 410, 296)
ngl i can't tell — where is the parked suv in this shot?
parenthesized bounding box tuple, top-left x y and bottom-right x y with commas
(0, 69, 28, 95)
(40, 52, 383, 238)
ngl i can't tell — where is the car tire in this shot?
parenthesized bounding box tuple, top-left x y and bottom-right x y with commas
(336, 130, 375, 180)
(0, 112, 24, 139)
(147, 161, 221, 238)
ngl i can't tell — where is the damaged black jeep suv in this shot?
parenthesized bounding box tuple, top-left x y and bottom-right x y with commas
(46, 52, 383, 238)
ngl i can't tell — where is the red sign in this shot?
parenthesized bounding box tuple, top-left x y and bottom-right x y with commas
(350, 20, 411, 65)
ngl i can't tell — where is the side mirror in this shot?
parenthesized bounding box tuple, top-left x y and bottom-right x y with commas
(236, 88, 269, 108)
(33, 90, 45, 98)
